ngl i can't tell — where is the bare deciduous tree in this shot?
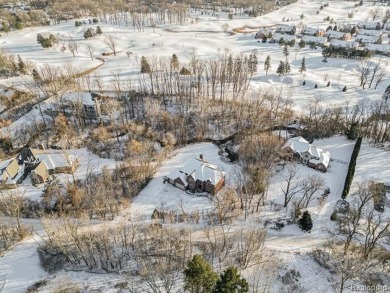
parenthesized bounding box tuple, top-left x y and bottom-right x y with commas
(104, 35, 118, 56)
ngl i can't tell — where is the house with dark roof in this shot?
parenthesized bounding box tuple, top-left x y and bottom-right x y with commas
(165, 156, 225, 194)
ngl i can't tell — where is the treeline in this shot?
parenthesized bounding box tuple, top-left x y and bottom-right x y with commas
(0, 0, 292, 31)
(38, 217, 266, 290)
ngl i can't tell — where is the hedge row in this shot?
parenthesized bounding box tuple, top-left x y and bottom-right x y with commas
(341, 136, 362, 198)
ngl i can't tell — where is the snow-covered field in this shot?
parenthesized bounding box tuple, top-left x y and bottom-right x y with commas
(1, 0, 389, 115)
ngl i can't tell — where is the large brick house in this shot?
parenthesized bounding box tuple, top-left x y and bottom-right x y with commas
(166, 156, 225, 194)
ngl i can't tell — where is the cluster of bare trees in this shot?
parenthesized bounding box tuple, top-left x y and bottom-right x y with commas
(38, 216, 267, 291)
(0, 191, 31, 254)
(314, 182, 390, 292)
(281, 165, 325, 210)
(300, 97, 390, 144)
(355, 59, 387, 90)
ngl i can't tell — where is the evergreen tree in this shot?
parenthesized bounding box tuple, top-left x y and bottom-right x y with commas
(170, 54, 179, 71)
(141, 56, 151, 73)
(184, 255, 217, 293)
(37, 33, 44, 44)
(15, 21, 23, 30)
(248, 52, 258, 75)
(285, 61, 291, 74)
(299, 57, 306, 73)
(180, 67, 191, 75)
(32, 69, 43, 84)
(342, 86, 347, 92)
(299, 211, 313, 232)
(347, 122, 359, 140)
(1, 21, 10, 34)
(84, 28, 93, 39)
(96, 26, 103, 35)
(41, 38, 53, 48)
(276, 61, 285, 76)
(17, 55, 26, 74)
(283, 44, 289, 60)
(264, 55, 271, 76)
(299, 39, 306, 49)
(213, 266, 249, 293)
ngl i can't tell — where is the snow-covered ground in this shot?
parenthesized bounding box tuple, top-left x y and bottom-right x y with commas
(0, 0, 389, 291)
(0, 0, 388, 116)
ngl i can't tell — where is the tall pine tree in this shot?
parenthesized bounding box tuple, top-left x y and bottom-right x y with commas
(213, 266, 248, 293)
(264, 55, 271, 76)
(141, 56, 151, 73)
(184, 255, 217, 293)
(283, 44, 289, 60)
(299, 57, 306, 73)
(299, 211, 313, 232)
(276, 61, 285, 76)
(170, 54, 179, 71)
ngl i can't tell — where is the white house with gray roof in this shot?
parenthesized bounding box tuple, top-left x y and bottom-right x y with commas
(283, 137, 331, 172)
(165, 156, 225, 194)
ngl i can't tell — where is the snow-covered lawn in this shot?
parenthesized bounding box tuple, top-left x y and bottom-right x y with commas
(0, 0, 388, 116)
(265, 135, 355, 238)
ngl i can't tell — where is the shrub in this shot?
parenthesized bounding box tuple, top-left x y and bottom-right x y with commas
(299, 211, 313, 232)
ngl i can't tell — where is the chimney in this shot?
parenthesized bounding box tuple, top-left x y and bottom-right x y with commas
(199, 154, 204, 161)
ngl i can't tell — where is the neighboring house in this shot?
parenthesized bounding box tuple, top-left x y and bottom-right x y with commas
(270, 33, 296, 43)
(276, 24, 296, 35)
(357, 21, 382, 30)
(165, 156, 225, 194)
(283, 136, 331, 172)
(255, 28, 270, 39)
(302, 36, 327, 46)
(326, 30, 352, 41)
(355, 34, 382, 45)
(302, 27, 325, 36)
(0, 159, 20, 188)
(365, 43, 390, 55)
(18, 148, 79, 185)
(357, 29, 383, 37)
(330, 39, 359, 49)
(62, 92, 102, 121)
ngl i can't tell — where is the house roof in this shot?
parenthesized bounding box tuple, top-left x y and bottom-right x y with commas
(62, 92, 96, 106)
(277, 24, 295, 32)
(309, 150, 331, 168)
(36, 153, 76, 170)
(326, 30, 348, 38)
(168, 158, 225, 185)
(357, 29, 382, 37)
(302, 27, 323, 35)
(355, 34, 380, 43)
(365, 43, 390, 54)
(357, 21, 381, 29)
(302, 36, 327, 44)
(32, 161, 49, 180)
(283, 136, 310, 153)
(0, 159, 20, 182)
(330, 39, 359, 48)
(272, 33, 296, 42)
